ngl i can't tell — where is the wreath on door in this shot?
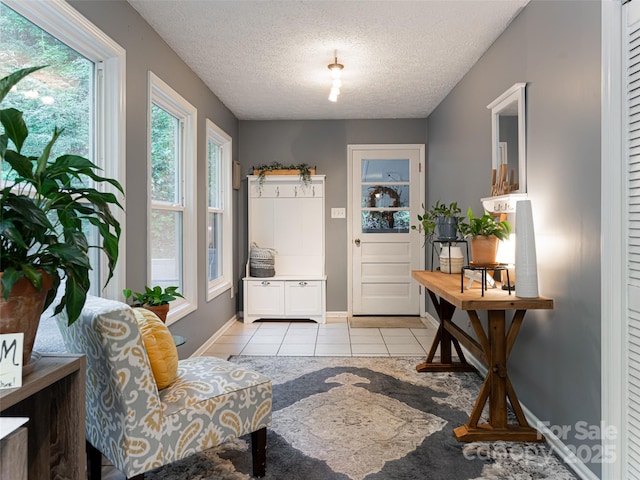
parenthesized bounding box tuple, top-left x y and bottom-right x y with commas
(367, 186, 400, 228)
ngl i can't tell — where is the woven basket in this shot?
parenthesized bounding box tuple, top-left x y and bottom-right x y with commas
(440, 256, 464, 274)
(250, 243, 277, 277)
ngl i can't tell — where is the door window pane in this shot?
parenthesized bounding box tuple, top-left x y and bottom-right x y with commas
(362, 211, 410, 233)
(360, 159, 411, 234)
(361, 159, 410, 183)
(362, 185, 409, 208)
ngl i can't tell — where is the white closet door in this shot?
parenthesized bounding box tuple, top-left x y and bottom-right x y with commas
(250, 198, 276, 248)
(626, 2, 640, 476)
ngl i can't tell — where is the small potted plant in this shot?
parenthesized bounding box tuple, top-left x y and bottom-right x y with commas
(412, 200, 461, 241)
(457, 208, 511, 266)
(123, 286, 184, 323)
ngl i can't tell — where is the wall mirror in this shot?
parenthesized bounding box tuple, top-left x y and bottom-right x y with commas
(487, 83, 527, 197)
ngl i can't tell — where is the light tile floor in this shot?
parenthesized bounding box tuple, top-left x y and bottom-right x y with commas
(202, 316, 438, 358)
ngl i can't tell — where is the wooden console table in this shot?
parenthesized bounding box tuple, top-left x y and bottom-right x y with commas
(412, 270, 553, 442)
(0, 354, 86, 479)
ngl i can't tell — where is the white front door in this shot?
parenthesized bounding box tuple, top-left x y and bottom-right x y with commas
(348, 145, 424, 315)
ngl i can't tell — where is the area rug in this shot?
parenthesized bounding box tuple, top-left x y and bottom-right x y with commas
(145, 357, 576, 480)
(348, 316, 426, 329)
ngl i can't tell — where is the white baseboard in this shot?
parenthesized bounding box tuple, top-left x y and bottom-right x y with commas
(190, 314, 239, 358)
(237, 311, 348, 322)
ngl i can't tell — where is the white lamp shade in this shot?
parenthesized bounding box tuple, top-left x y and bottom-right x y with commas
(496, 233, 516, 265)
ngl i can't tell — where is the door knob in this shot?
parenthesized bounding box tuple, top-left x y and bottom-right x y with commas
(355, 238, 361, 246)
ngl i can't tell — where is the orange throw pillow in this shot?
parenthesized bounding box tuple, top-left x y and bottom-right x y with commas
(132, 307, 178, 389)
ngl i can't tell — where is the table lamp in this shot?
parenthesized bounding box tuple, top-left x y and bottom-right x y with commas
(496, 233, 516, 290)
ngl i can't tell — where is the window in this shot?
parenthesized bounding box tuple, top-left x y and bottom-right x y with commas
(148, 72, 197, 322)
(206, 119, 233, 300)
(0, 0, 126, 298)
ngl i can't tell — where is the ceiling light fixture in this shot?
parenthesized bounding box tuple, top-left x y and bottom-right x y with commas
(327, 52, 344, 102)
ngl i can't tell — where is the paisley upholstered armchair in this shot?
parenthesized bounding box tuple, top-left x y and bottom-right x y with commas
(55, 296, 272, 479)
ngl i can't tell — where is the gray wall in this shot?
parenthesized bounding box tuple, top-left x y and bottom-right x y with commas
(238, 119, 427, 311)
(427, 0, 601, 475)
(65, 3, 603, 475)
(70, 0, 240, 357)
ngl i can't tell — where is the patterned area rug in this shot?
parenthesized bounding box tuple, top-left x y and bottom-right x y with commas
(145, 357, 576, 480)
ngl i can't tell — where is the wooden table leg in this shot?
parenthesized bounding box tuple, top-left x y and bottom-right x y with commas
(416, 291, 476, 373)
(453, 309, 545, 442)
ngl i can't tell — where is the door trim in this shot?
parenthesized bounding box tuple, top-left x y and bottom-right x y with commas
(601, 1, 624, 479)
(347, 144, 426, 317)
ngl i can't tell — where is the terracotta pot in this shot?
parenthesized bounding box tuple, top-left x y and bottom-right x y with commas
(144, 304, 170, 323)
(0, 272, 54, 368)
(470, 235, 500, 266)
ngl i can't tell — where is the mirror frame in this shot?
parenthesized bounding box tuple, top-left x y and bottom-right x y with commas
(487, 82, 527, 194)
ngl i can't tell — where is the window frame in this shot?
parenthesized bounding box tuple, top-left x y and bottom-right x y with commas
(2, 0, 127, 300)
(147, 71, 197, 323)
(205, 118, 233, 301)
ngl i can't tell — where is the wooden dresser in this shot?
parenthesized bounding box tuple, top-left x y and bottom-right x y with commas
(0, 354, 86, 479)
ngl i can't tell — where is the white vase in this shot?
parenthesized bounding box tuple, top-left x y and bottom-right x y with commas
(515, 200, 539, 298)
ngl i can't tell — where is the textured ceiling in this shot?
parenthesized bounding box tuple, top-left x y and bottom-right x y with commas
(127, 0, 528, 120)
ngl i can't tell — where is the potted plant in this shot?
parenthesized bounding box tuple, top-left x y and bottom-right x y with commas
(412, 200, 461, 241)
(253, 161, 315, 187)
(0, 67, 123, 367)
(457, 208, 511, 266)
(123, 285, 184, 323)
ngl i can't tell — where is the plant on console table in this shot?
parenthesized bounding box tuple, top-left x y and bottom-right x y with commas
(0, 67, 123, 368)
(253, 162, 315, 187)
(411, 200, 461, 242)
(457, 208, 511, 266)
(123, 285, 184, 323)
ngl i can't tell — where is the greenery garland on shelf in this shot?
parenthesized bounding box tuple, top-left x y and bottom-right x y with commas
(253, 162, 315, 186)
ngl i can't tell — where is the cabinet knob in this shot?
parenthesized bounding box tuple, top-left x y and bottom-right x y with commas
(261, 281, 270, 286)
(299, 281, 308, 286)
(355, 238, 361, 246)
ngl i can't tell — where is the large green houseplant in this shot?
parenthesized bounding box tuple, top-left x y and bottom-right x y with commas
(0, 67, 123, 364)
(457, 208, 511, 266)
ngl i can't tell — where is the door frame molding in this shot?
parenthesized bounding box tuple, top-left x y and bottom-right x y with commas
(346, 144, 426, 317)
(601, 1, 625, 479)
